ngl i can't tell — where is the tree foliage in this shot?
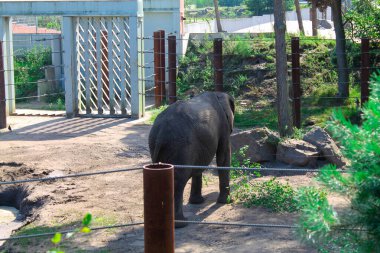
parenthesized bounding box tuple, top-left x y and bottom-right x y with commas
(297, 73, 380, 252)
(345, 0, 380, 39)
(185, 0, 214, 8)
(219, 0, 244, 6)
(244, 0, 294, 16)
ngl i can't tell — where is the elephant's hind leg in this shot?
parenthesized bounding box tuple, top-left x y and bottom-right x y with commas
(189, 173, 205, 204)
(216, 141, 231, 204)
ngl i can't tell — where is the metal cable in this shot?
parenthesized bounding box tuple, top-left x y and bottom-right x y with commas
(0, 164, 345, 186)
(0, 222, 144, 241)
(0, 92, 66, 102)
(176, 220, 298, 228)
(173, 165, 344, 173)
(0, 167, 143, 186)
(2, 78, 65, 87)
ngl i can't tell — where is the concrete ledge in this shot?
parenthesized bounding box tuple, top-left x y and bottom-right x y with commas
(0, 1, 143, 17)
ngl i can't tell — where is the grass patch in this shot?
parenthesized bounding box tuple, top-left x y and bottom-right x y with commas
(145, 105, 168, 125)
(6, 221, 79, 251)
(234, 106, 278, 130)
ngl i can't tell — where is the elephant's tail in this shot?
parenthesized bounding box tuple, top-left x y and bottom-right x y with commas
(151, 141, 162, 163)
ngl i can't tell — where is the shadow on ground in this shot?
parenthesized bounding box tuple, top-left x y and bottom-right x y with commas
(0, 117, 139, 141)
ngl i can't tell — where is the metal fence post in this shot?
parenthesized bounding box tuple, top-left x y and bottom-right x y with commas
(143, 163, 174, 253)
(0, 41, 6, 129)
(291, 37, 301, 128)
(154, 31, 161, 107)
(214, 38, 223, 92)
(361, 38, 370, 106)
(159, 30, 166, 104)
(168, 35, 177, 105)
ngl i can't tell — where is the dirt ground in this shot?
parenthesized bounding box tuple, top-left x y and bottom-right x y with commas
(0, 116, 347, 253)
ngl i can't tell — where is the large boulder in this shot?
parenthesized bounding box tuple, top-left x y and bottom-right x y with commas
(231, 127, 279, 162)
(276, 139, 319, 167)
(303, 126, 346, 167)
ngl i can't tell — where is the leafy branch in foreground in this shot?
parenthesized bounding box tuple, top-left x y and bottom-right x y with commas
(47, 213, 92, 253)
(296, 73, 380, 252)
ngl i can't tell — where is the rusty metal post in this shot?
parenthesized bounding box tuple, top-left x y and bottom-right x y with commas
(159, 30, 166, 103)
(214, 38, 223, 92)
(168, 35, 177, 105)
(361, 38, 370, 106)
(291, 37, 301, 128)
(0, 41, 6, 129)
(154, 31, 161, 107)
(143, 163, 174, 253)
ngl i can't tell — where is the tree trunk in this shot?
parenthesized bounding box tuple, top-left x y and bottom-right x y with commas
(310, 0, 318, 36)
(295, 0, 305, 34)
(274, 0, 293, 137)
(213, 0, 223, 32)
(331, 0, 349, 98)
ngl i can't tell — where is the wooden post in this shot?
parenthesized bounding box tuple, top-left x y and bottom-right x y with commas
(168, 35, 177, 105)
(0, 41, 6, 129)
(361, 38, 370, 106)
(291, 37, 301, 128)
(144, 163, 174, 253)
(214, 38, 223, 92)
(159, 30, 166, 103)
(154, 31, 161, 107)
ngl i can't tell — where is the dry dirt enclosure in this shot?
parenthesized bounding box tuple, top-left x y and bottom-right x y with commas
(0, 116, 347, 252)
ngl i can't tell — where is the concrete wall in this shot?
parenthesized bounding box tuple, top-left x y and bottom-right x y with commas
(143, 0, 182, 89)
(185, 7, 332, 33)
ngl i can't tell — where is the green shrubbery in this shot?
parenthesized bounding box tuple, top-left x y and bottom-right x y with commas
(296, 73, 380, 252)
(14, 46, 52, 99)
(176, 35, 373, 129)
(230, 146, 299, 213)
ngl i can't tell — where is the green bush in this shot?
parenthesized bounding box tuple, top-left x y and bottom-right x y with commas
(230, 145, 260, 179)
(230, 145, 298, 213)
(14, 46, 52, 99)
(296, 73, 380, 252)
(232, 177, 299, 212)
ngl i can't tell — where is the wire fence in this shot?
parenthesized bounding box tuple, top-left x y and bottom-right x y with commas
(1, 34, 379, 119)
(0, 162, 347, 244)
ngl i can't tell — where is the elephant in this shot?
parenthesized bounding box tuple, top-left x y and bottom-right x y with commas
(148, 91, 235, 228)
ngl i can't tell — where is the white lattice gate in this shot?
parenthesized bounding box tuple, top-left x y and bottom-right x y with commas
(75, 17, 133, 116)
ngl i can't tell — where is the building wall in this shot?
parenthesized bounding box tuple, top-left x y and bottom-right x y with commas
(143, 0, 183, 89)
(185, 7, 332, 33)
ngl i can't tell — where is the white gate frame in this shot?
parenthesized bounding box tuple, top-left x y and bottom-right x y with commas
(0, 0, 144, 118)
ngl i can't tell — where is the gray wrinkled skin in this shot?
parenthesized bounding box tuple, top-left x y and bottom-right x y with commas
(149, 92, 235, 228)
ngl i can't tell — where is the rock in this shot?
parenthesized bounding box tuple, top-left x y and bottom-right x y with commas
(231, 127, 280, 162)
(303, 126, 346, 167)
(319, 19, 333, 29)
(276, 139, 319, 167)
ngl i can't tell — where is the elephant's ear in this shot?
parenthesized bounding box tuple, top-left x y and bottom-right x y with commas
(228, 95, 235, 115)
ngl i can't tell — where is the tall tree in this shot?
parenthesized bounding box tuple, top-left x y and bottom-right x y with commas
(330, 0, 349, 97)
(274, 0, 293, 136)
(309, 0, 318, 36)
(213, 0, 223, 32)
(244, 0, 294, 16)
(294, 0, 305, 34)
(308, 0, 349, 98)
(345, 0, 380, 39)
